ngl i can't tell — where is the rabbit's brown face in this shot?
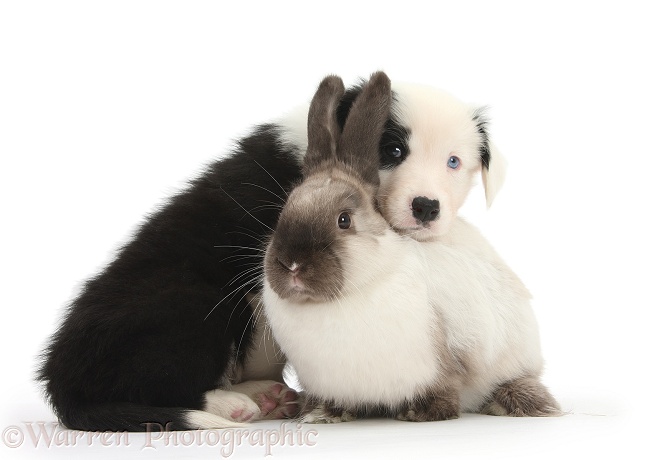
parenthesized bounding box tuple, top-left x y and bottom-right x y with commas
(264, 169, 384, 303)
(264, 72, 392, 304)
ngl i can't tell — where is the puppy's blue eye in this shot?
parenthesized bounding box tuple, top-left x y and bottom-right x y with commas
(447, 156, 460, 169)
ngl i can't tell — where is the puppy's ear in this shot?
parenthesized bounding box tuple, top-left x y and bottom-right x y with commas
(474, 109, 506, 207)
(482, 141, 507, 208)
(303, 75, 346, 176)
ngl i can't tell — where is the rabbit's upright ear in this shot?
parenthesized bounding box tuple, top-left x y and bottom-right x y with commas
(303, 75, 346, 176)
(339, 71, 391, 188)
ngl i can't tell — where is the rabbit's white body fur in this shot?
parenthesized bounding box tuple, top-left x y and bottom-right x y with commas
(263, 217, 543, 411)
(264, 227, 438, 407)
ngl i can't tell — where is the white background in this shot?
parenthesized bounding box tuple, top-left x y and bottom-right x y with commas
(1, 1, 666, 458)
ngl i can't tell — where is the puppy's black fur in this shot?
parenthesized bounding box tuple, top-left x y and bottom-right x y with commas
(38, 125, 303, 431)
(37, 80, 414, 431)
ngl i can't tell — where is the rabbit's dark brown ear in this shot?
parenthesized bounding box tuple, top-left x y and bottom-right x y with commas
(303, 75, 346, 176)
(338, 71, 391, 188)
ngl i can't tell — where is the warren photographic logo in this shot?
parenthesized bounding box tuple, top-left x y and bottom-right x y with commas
(2, 421, 318, 457)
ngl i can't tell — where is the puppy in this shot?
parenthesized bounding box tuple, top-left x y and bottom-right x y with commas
(37, 75, 508, 431)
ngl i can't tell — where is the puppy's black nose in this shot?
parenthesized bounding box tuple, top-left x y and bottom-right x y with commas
(412, 196, 440, 223)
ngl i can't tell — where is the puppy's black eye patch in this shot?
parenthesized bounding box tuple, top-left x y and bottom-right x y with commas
(379, 118, 410, 169)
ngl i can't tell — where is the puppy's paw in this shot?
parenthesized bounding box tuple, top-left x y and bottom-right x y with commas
(232, 380, 301, 420)
(202, 389, 262, 422)
(301, 404, 357, 424)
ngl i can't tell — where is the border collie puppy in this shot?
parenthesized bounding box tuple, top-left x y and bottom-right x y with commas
(37, 75, 507, 431)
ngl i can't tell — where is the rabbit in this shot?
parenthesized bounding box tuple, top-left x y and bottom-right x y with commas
(262, 71, 560, 423)
(35, 67, 529, 431)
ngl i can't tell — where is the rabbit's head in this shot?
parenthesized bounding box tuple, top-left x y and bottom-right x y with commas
(264, 72, 393, 303)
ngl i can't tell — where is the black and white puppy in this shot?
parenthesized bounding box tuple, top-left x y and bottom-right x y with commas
(37, 75, 506, 431)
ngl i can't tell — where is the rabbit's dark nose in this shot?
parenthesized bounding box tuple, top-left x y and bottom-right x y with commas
(277, 258, 300, 274)
(412, 197, 440, 223)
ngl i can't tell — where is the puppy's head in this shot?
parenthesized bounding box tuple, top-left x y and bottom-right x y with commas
(376, 82, 506, 241)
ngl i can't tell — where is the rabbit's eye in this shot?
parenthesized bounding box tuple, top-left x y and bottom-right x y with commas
(338, 212, 351, 230)
(447, 156, 461, 169)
